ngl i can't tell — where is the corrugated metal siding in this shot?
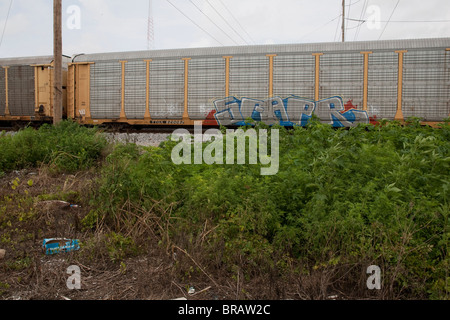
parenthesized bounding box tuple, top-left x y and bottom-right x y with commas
(149, 59, 184, 119)
(0, 68, 5, 116)
(273, 54, 315, 98)
(90, 61, 122, 119)
(230, 55, 269, 98)
(320, 53, 364, 108)
(0, 55, 70, 67)
(125, 60, 146, 119)
(367, 52, 398, 119)
(188, 57, 225, 119)
(403, 50, 449, 121)
(73, 38, 450, 63)
(7, 65, 35, 116)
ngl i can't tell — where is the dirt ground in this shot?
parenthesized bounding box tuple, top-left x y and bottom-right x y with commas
(0, 168, 219, 300)
(0, 168, 380, 301)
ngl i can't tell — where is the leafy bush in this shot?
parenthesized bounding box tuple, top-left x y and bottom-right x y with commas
(86, 120, 449, 299)
(0, 121, 108, 174)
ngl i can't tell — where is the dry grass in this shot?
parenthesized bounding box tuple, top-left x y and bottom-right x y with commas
(0, 167, 399, 301)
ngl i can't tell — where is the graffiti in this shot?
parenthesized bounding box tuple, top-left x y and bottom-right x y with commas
(208, 95, 372, 128)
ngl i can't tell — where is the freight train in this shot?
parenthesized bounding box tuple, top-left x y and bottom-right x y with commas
(1, 37, 449, 128)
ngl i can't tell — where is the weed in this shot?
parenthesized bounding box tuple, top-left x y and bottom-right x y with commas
(88, 120, 449, 299)
(5, 256, 32, 271)
(104, 232, 139, 263)
(0, 121, 107, 174)
(0, 282, 10, 296)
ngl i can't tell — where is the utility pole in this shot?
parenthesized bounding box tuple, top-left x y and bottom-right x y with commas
(342, 0, 345, 42)
(53, 0, 63, 124)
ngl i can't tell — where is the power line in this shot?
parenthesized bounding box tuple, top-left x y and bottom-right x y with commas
(147, 0, 155, 50)
(346, 0, 352, 37)
(349, 18, 450, 23)
(385, 19, 450, 23)
(388, 19, 450, 23)
(188, 0, 239, 45)
(0, 0, 13, 52)
(354, 0, 368, 41)
(298, 14, 342, 41)
(346, 20, 366, 30)
(217, 0, 255, 45)
(346, 0, 362, 6)
(334, 15, 342, 42)
(204, 0, 249, 45)
(165, 0, 225, 46)
(378, 0, 400, 40)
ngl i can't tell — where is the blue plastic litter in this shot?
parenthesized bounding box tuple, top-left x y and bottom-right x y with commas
(42, 238, 80, 255)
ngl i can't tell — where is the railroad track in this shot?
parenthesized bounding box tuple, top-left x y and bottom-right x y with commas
(0, 124, 217, 134)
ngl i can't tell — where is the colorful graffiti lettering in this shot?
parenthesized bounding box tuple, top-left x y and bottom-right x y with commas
(345, 100, 379, 126)
(206, 95, 374, 128)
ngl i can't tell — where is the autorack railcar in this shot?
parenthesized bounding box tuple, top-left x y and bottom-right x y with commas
(0, 55, 70, 126)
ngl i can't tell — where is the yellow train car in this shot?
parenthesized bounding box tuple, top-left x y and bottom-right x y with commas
(0, 56, 70, 126)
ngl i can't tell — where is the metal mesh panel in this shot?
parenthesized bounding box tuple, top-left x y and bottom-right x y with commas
(320, 53, 364, 108)
(0, 68, 5, 116)
(367, 52, 398, 119)
(403, 50, 449, 121)
(273, 54, 315, 98)
(230, 56, 269, 98)
(149, 59, 184, 119)
(7, 65, 35, 116)
(125, 60, 146, 119)
(188, 58, 225, 120)
(90, 61, 122, 119)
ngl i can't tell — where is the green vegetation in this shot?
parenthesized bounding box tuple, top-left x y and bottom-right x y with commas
(83, 118, 449, 299)
(0, 119, 448, 299)
(0, 121, 107, 175)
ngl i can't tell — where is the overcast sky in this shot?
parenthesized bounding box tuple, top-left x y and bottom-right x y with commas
(0, 0, 449, 58)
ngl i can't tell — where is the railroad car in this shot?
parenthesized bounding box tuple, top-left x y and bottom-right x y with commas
(0, 55, 70, 126)
(69, 37, 450, 128)
(1, 38, 449, 128)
